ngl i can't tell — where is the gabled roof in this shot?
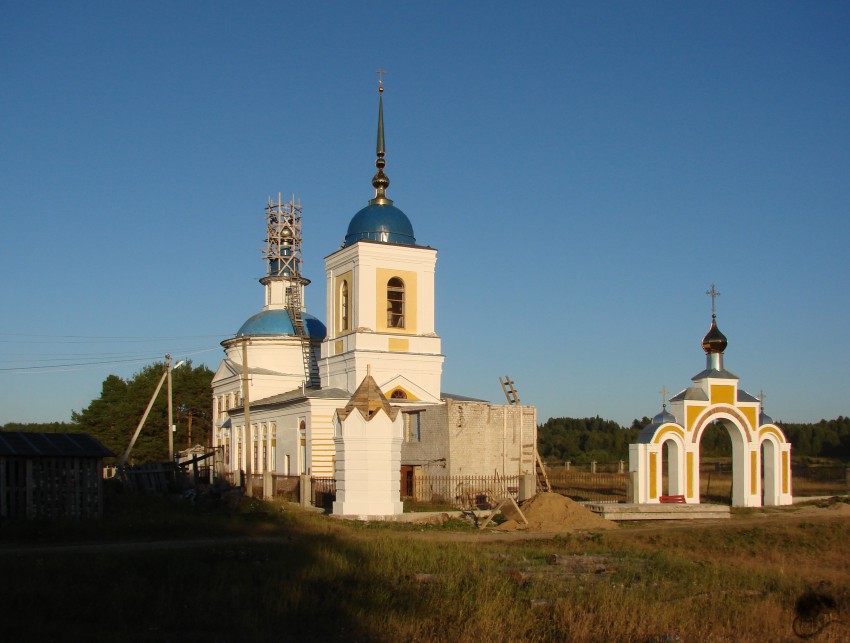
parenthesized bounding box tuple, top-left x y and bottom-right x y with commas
(232, 386, 351, 412)
(669, 387, 709, 403)
(738, 389, 759, 403)
(338, 374, 399, 422)
(691, 367, 739, 381)
(218, 358, 290, 378)
(0, 432, 113, 458)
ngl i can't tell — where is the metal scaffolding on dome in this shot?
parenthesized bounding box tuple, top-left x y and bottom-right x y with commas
(264, 193, 303, 278)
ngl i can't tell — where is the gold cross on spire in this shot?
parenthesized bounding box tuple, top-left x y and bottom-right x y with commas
(376, 68, 386, 92)
(706, 283, 721, 316)
(659, 385, 669, 408)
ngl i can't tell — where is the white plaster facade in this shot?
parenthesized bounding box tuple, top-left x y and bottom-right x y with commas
(321, 240, 443, 399)
(332, 375, 405, 516)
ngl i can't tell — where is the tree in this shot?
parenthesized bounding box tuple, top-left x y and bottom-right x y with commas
(71, 361, 213, 464)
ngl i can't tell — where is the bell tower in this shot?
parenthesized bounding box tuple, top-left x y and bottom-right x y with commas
(320, 80, 444, 400)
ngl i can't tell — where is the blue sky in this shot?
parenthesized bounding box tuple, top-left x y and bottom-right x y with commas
(1, 2, 848, 427)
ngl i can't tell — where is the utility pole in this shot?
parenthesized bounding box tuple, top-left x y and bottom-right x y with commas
(119, 356, 184, 471)
(120, 369, 170, 470)
(167, 354, 174, 461)
(242, 338, 253, 496)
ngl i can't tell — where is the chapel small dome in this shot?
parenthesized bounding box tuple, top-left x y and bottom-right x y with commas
(701, 316, 728, 354)
(652, 406, 677, 425)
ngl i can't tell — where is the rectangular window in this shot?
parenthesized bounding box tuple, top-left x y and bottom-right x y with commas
(406, 412, 421, 443)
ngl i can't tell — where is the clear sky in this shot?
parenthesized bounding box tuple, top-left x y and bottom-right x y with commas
(1, 2, 848, 427)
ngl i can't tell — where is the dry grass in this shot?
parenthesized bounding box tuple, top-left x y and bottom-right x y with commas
(1, 494, 849, 641)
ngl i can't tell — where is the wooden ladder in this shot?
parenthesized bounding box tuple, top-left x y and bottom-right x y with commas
(535, 449, 551, 493)
(287, 283, 320, 388)
(499, 376, 521, 405)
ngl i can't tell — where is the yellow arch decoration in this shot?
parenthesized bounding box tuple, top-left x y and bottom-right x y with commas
(386, 386, 419, 402)
(759, 425, 787, 442)
(651, 425, 685, 445)
(690, 405, 753, 443)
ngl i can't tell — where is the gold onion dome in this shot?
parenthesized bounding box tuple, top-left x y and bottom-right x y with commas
(701, 315, 728, 354)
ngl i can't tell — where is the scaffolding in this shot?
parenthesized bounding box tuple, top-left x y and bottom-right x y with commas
(262, 194, 319, 388)
(264, 193, 303, 278)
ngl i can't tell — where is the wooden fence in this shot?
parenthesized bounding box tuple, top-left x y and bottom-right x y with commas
(2, 457, 105, 520)
(547, 471, 629, 503)
(311, 477, 336, 509)
(411, 474, 521, 509)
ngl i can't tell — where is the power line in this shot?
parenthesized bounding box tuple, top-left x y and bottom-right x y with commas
(0, 333, 230, 345)
(0, 347, 220, 373)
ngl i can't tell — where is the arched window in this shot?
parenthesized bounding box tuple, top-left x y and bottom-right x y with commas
(391, 389, 407, 399)
(387, 277, 405, 328)
(340, 280, 349, 331)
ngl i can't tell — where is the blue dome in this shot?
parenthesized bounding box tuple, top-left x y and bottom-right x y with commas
(344, 203, 415, 247)
(236, 309, 327, 339)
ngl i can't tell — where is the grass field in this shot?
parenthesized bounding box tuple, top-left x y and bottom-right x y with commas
(1, 491, 848, 642)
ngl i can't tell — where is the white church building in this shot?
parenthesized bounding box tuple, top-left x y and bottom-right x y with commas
(211, 85, 537, 508)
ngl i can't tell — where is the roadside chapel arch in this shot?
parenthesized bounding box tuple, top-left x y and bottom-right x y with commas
(629, 293, 792, 507)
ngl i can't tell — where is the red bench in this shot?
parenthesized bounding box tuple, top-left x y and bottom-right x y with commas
(659, 495, 686, 504)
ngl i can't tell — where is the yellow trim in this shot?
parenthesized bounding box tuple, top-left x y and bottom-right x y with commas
(750, 451, 758, 495)
(651, 425, 685, 445)
(687, 452, 694, 498)
(649, 452, 657, 500)
(334, 271, 353, 336)
(376, 268, 418, 334)
(387, 385, 420, 401)
(742, 407, 757, 431)
(710, 384, 735, 406)
(388, 338, 409, 352)
(686, 405, 705, 431)
(782, 451, 789, 494)
(759, 426, 785, 442)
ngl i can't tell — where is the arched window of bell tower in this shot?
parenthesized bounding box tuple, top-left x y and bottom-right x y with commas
(340, 280, 349, 331)
(387, 277, 405, 328)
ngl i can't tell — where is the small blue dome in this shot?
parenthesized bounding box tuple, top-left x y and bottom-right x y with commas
(344, 203, 415, 247)
(236, 309, 327, 339)
(652, 407, 677, 425)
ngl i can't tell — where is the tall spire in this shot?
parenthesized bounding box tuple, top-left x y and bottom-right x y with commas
(369, 69, 393, 206)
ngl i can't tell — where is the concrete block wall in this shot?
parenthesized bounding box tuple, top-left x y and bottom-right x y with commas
(446, 400, 537, 477)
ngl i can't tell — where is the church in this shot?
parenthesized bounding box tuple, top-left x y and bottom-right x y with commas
(211, 84, 537, 503)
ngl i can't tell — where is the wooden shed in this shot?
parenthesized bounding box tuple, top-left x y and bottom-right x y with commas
(0, 432, 113, 520)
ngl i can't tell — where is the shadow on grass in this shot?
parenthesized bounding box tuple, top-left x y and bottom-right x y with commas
(0, 489, 443, 642)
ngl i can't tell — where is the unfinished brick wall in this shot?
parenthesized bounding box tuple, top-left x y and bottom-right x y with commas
(399, 399, 537, 477)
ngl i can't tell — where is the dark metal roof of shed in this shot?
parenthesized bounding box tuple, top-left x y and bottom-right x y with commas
(0, 432, 113, 458)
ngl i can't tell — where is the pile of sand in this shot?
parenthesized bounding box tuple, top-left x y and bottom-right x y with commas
(495, 492, 617, 533)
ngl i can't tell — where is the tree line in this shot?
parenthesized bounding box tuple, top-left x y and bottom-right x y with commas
(3, 365, 848, 466)
(537, 415, 850, 464)
(1, 361, 214, 465)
